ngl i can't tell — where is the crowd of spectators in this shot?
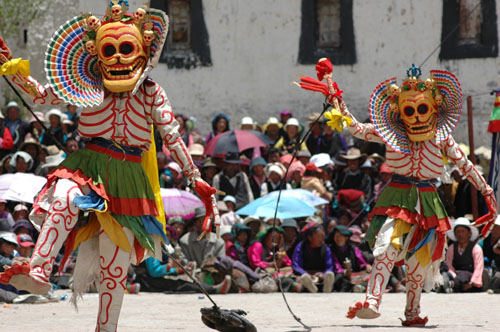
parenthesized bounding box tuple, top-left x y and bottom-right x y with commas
(1, 103, 500, 303)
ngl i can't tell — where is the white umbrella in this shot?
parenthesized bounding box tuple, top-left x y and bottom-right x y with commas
(0, 173, 47, 204)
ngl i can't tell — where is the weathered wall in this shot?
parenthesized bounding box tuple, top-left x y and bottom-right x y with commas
(4, 0, 500, 147)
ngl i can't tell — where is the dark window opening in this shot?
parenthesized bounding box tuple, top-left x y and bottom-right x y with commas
(299, 0, 356, 65)
(440, 0, 498, 60)
(150, 0, 212, 69)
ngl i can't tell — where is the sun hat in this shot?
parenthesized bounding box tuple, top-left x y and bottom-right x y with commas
(263, 117, 282, 132)
(0, 231, 18, 246)
(17, 233, 35, 247)
(220, 225, 232, 237)
(167, 162, 182, 174)
(281, 218, 299, 231)
(202, 157, 217, 168)
(447, 217, 478, 242)
(19, 136, 42, 155)
(240, 116, 254, 128)
(264, 162, 286, 178)
(310, 153, 333, 168)
(308, 113, 322, 125)
(14, 204, 28, 213)
(379, 162, 392, 174)
(188, 143, 205, 156)
(341, 148, 367, 163)
(297, 150, 312, 158)
(223, 195, 237, 205)
(284, 118, 300, 130)
(5, 101, 20, 111)
(349, 227, 363, 244)
(45, 108, 63, 123)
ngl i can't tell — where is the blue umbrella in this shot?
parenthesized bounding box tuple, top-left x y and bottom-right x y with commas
(236, 195, 316, 219)
(266, 189, 329, 207)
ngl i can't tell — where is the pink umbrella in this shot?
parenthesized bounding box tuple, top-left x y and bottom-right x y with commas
(205, 130, 272, 156)
(160, 188, 203, 219)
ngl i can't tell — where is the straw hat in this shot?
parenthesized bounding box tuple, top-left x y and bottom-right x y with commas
(263, 117, 282, 132)
(188, 143, 205, 156)
(341, 147, 367, 163)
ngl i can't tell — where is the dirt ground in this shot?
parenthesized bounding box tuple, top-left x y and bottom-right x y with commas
(1, 290, 499, 331)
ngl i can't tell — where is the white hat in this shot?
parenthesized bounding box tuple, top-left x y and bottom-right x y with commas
(264, 162, 285, 178)
(167, 162, 182, 174)
(9, 151, 33, 170)
(263, 117, 282, 131)
(220, 225, 232, 237)
(310, 153, 333, 168)
(188, 143, 204, 156)
(284, 118, 300, 130)
(240, 117, 254, 126)
(447, 217, 479, 242)
(223, 195, 237, 204)
(0, 231, 18, 247)
(61, 114, 73, 125)
(41, 152, 65, 169)
(6, 101, 20, 111)
(45, 109, 63, 122)
(495, 215, 500, 227)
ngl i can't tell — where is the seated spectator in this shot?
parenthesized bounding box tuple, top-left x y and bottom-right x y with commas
(19, 136, 42, 170)
(178, 207, 226, 268)
(301, 163, 333, 201)
(9, 151, 33, 173)
(483, 218, 500, 293)
(15, 233, 35, 258)
(220, 195, 242, 226)
(336, 189, 369, 231)
(287, 161, 305, 189)
(167, 216, 185, 242)
(240, 117, 255, 131)
(328, 225, 371, 292)
(263, 117, 282, 146)
(12, 204, 29, 222)
(226, 224, 252, 265)
(243, 216, 263, 241)
(247, 226, 291, 271)
(40, 108, 66, 147)
(292, 222, 334, 293)
(26, 111, 45, 143)
(374, 162, 392, 201)
(64, 138, 79, 155)
(249, 157, 267, 199)
(261, 162, 291, 196)
(443, 218, 485, 293)
(265, 148, 280, 163)
(37, 151, 65, 176)
(220, 225, 232, 244)
(0, 231, 18, 270)
(279, 154, 293, 168)
(320, 119, 347, 157)
(201, 157, 218, 186)
(264, 217, 282, 227)
(0, 198, 14, 227)
(335, 148, 373, 202)
(213, 152, 254, 209)
(12, 219, 37, 239)
(282, 219, 300, 258)
(274, 118, 307, 154)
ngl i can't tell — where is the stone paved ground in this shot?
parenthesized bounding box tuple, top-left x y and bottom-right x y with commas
(1, 290, 499, 331)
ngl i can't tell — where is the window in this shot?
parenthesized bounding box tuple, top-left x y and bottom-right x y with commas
(298, 0, 356, 65)
(150, 0, 212, 69)
(440, 0, 498, 60)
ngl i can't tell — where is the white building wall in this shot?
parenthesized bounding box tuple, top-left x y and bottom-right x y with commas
(5, 0, 500, 147)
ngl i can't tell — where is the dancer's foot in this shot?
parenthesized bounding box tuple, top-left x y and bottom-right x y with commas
(10, 274, 52, 295)
(346, 301, 381, 319)
(401, 316, 428, 327)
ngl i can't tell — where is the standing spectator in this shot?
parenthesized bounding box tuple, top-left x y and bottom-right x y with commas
(292, 222, 335, 293)
(249, 157, 267, 199)
(0, 110, 14, 159)
(260, 162, 291, 196)
(206, 113, 230, 143)
(0, 231, 18, 268)
(328, 225, 371, 292)
(4, 101, 29, 149)
(443, 218, 485, 293)
(275, 118, 307, 154)
(263, 117, 282, 146)
(213, 152, 254, 209)
(40, 109, 66, 147)
(335, 148, 373, 202)
(297, 150, 311, 166)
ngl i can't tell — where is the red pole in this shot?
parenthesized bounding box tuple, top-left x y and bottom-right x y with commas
(467, 95, 478, 220)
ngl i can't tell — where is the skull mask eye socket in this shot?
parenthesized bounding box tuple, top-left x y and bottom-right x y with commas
(119, 42, 134, 55)
(103, 44, 116, 57)
(417, 104, 429, 115)
(404, 106, 415, 117)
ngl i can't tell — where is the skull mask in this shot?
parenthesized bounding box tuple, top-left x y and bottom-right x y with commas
(134, 8, 146, 25)
(398, 88, 438, 142)
(95, 21, 147, 93)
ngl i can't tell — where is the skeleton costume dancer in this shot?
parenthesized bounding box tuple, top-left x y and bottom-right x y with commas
(341, 65, 497, 326)
(0, 2, 219, 331)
